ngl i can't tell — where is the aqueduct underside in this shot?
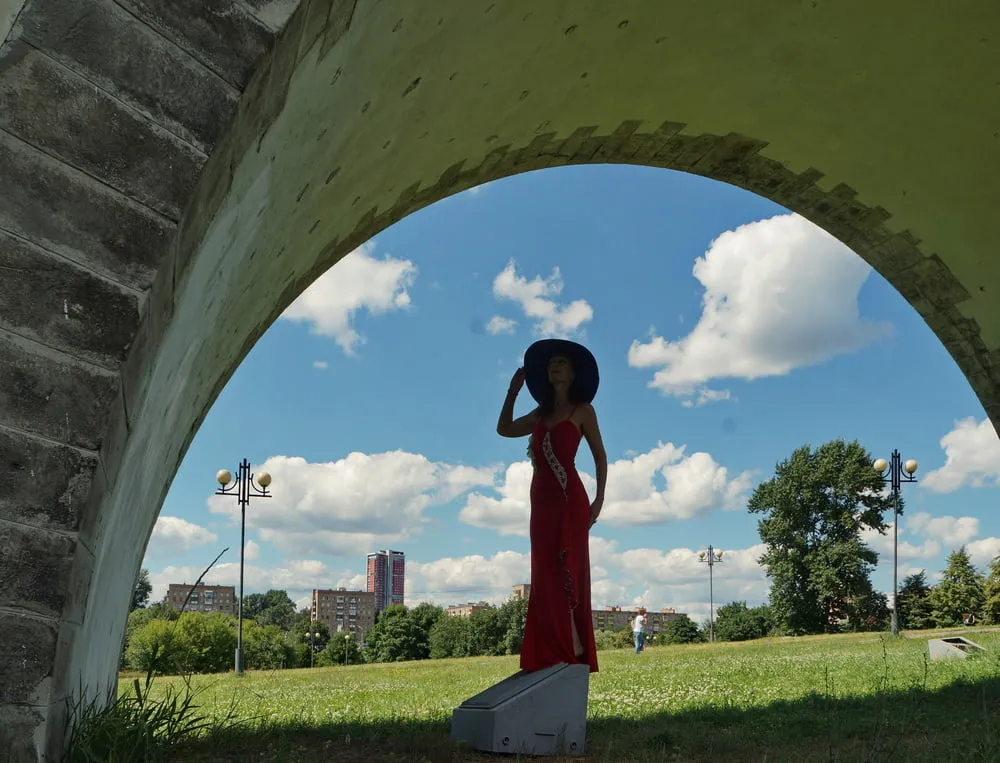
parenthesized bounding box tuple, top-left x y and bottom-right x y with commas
(0, 0, 998, 760)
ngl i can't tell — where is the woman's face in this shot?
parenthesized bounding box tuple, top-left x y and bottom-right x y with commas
(547, 355, 575, 386)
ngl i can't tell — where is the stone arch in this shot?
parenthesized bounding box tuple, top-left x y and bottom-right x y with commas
(1, 0, 998, 759)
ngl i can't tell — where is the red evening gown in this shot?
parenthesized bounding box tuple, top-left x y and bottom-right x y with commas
(519, 414, 599, 673)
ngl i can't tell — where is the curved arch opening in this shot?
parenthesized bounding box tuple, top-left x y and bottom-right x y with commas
(7, 1, 994, 759)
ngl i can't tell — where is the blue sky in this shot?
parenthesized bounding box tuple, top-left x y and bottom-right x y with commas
(143, 165, 1000, 624)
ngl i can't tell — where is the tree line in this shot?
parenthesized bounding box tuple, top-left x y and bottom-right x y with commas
(122, 590, 538, 675)
(124, 585, 711, 675)
(705, 438, 1000, 641)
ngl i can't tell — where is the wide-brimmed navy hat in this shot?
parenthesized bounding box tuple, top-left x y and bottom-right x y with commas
(523, 339, 599, 405)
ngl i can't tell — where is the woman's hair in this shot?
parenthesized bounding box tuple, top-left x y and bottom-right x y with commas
(536, 357, 583, 418)
(637, 607, 647, 615)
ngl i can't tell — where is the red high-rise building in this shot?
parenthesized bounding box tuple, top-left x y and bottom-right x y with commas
(367, 549, 405, 615)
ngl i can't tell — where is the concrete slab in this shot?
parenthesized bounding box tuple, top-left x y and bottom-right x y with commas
(451, 664, 590, 756)
(928, 636, 987, 662)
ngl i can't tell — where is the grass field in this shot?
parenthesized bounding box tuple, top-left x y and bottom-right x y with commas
(114, 627, 1000, 762)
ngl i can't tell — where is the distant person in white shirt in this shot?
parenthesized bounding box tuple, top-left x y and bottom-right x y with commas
(632, 607, 647, 653)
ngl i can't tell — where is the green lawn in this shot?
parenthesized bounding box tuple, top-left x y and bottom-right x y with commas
(121, 627, 1000, 762)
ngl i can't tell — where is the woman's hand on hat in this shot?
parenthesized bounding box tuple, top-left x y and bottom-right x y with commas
(508, 367, 526, 396)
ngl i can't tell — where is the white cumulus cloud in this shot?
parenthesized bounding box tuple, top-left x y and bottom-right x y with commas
(407, 551, 530, 607)
(627, 213, 892, 405)
(458, 442, 752, 536)
(243, 540, 260, 561)
(922, 417, 1000, 493)
(207, 453, 497, 557)
(491, 260, 593, 338)
(967, 538, 1000, 568)
(861, 522, 941, 561)
(486, 315, 518, 335)
(281, 242, 416, 354)
(904, 512, 979, 549)
(146, 516, 218, 558)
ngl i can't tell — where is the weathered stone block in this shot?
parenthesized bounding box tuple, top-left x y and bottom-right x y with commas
(0, 703, 43, 763)
(0, 131, 171, 291)
(57, 541, 94, 628)
(76, 458, 107, 552)
(0, 41, 205, 221)
(243, 0, 301, 31)
(17, 0, 238, 152)
(0, 612, 57, 705)
(0, 521, 74, 617)
(0, 333, 118, 452)
(692, 132, 769, 184)
(94, 391, 128, 496)
(0, 231, 139, 369)
(120, 252, 175, 430)
(115, 0, 273, 89)
(909, 254, 972, 309)
(0, 427, 96, 533)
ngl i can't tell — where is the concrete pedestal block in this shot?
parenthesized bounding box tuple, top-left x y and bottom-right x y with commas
(928, 636, 986, 661)
(450, 663, 589, 757)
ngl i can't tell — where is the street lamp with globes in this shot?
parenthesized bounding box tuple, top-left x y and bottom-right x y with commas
(873, 450, 918, 637)
(306, 628, 322, 668)
(698, 546, 725, 642)
(215, 458, 272, 674)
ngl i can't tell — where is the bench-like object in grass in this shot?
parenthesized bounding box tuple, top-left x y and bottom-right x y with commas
(450, 662, 589, 756)
(928, 636, 986, 661)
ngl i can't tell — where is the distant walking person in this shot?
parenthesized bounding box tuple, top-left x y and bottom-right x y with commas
(496, 339, 607, 674)
(633, 608, 647, 654)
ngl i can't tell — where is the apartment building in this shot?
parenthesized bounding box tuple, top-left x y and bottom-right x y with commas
(446, 601, 491, 618)
(592, 605, 682, 633)
(511, 584, 531, 601)
(312, 588, 376, 637)
(165, 583, 236, 615)
(367, 549, 405, 615)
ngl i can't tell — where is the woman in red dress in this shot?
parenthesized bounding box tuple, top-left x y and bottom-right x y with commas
(496, 339, 607, 673)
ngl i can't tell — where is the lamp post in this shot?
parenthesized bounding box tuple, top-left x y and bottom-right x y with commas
(307, 629, 321, 668)
(698, 546, 725, 642)
(873, 450, 918, 638)
(215, 458, 272, 674)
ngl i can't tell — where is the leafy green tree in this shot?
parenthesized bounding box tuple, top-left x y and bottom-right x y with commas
(663, 615, 702, 644)
(468, 606, 507, 657)
(496, 596, 529, 655)
(364, 605, 427, 663)
(845, 589, 890, 632)
(175, 612, 237, 673)
(593, 627, 635, 650)
(429, 615, 472, 659)
(242, 593, 269, 619)
(983, 555, 1000, 625)
(407, 603, 445, 659)
(130, 568, 152, 612)
(714, 601, 773, 642)
(748, 439, 893, 634)
(895, 570, 934, 630)
(120, 603, 178, 668)
(318, 632, 362, 665)
(125, 619, 189, 674)
(242, 622, 295, 669)
(254, 590, 297, 631)
(930, 547, 985, 626)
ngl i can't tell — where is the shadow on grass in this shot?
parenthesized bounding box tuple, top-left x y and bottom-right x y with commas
(156, 669, 1000, 763)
